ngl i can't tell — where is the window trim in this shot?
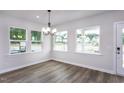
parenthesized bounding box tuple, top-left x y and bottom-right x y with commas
(9, 26, 27, 54)
(53, 31, 68, 52)
(75, 51, 102, 55)
(31, 30, 43, 52)
(75, 25, 101, 54)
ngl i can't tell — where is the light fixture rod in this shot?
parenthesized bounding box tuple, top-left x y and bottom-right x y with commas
(48, 10, 51, 27)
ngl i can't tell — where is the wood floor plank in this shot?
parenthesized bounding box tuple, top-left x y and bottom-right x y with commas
(0, 60, 124, 83)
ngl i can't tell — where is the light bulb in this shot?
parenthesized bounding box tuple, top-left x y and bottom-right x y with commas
(42, 27, 48, 34)
(42, 27, 46, 32)
(52, 28, 57, 33)
(46, 27, 51, 32)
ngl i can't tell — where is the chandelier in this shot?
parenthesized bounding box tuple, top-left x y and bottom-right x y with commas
(42, 10, 57, 35)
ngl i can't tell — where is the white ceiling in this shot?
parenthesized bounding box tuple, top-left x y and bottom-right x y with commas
(0, 10, 112, 26)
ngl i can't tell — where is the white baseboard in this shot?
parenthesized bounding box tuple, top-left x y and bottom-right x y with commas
(0, 57, 115, 75)
(52, 58, 115, 74)
(0, 58, 51, 74)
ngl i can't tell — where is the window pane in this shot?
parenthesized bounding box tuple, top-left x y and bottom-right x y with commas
(54, 31, 68, 51)
(77, 30, 83, 51)
(31, 31, 41, 42)
(31, 42, 41, 52)
(31, 31, 42, 52)
(123, 29, 124, 67)
(10, 41, 26, 54)
(76, 27, 100, 53)
(10, 27, 26, 40)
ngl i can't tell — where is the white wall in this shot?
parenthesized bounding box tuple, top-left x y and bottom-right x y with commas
(1, 11, 124, 75)
(52, 11, 124, 74)
(0, 15, 51, 74)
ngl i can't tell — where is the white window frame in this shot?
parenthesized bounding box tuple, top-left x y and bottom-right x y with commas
(31, 30, 43, 52)
(76, 26, 101, 55)
(53, 31, 68, 52)
(9, 26, 27, 54)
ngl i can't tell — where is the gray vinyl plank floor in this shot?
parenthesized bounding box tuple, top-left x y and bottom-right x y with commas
(0, 60, 124, 83)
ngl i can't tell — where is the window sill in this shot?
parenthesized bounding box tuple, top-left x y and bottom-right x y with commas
(8, 51, 42, 56)
(53, 50, 68, 52)
(8, 52, 29, 56)
(30, 51, 42, 54)
(75, 51, 103, 56)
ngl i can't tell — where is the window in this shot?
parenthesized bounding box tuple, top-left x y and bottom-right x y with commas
(76, 26, 100, 53)
(31, 31, 42, 52)
(53, 31, 68, 51)
(10, 27, 26, 54)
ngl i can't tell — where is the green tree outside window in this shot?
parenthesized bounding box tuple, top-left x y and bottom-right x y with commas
(10, 27, 26, 40)
(31, 31, 41, 42)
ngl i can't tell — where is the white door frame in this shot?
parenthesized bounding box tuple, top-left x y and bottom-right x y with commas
(114, 21, 124, 76)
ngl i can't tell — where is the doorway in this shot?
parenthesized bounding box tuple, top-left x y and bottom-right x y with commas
(116, 23, 124, 75)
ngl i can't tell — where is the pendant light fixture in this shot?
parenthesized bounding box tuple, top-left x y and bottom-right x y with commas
(42, 10, 57, 35)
